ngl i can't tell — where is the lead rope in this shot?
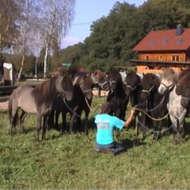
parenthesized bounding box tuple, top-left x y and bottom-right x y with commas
(63, 98, 81, 118)
(85, 97, 92, 111)
(131, 107, 169, 121)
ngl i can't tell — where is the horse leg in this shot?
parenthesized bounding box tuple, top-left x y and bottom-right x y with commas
(70, 114, 76, 133)
(36, 115, 42, 141)
(84, 110, 89, 135)
(48, 110, 55, 130)
(9, 98, 19, 135)
(152, 120, 162, 141)
(69, 106, 79, 133)
(169, 108, 186, 144)
(139, 114, 148, 141)
(19, 110, 27, 133)
(135, 116, 139, 137)
(42, 115, 49, 140)
(61, 112, 66, 134)
(55, 110, 60, 130)
(134, 114, 146, 144)
(10, 110, 18, 135)
(133, 117, 140, 145)
(178, 109, 187, 139)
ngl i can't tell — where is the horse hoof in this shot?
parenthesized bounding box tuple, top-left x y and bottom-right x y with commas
(172, 139, 179, 145)
(152, 131, 160, 141)
(172, 136, 181, 145)
(133, 138, 141, 145)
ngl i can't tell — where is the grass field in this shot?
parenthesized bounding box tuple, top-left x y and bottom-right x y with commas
(0, 97, 190, 189)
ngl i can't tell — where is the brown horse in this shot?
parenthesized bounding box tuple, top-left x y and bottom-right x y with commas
(91, 70, 109, 95)
(8, 68, 74, 140)
(101, 69, 128, 120)
(51, 72, 94, 134)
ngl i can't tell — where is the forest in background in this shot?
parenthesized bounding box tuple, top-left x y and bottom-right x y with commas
(60, 0, 190, 71)
(1, 0, 190, 76)
(0, 0, 75, 78)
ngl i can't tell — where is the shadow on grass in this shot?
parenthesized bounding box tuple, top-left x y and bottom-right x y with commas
(121, 138, 146, 150)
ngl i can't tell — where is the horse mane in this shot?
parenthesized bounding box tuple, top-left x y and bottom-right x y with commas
(142, 73, 160, 88)
(126, 71, 141, 83)
(178, 69, 190, 80)
(161, 68, 177, 83)
(176, 69, 190, 97)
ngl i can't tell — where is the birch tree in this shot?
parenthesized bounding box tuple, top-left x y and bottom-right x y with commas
(38, 0, 75, 77)
(15, 0, 33, 80)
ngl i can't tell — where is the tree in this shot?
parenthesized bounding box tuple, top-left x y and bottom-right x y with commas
(0, 0, 21, 50)
(36, 0, 75, 77)
(11, 0, 75, 79)
(60, 0, 190, 71)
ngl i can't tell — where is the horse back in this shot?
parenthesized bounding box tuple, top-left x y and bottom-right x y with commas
(12, 85, 37, 113)
(176, 72, 190, 97)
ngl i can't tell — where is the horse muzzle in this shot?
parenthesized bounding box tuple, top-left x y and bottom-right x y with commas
(158, 85, 166, 95)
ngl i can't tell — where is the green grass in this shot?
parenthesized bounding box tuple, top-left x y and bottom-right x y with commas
(0, 97, 190, 189)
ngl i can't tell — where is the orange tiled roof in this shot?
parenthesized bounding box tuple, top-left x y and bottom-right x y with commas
(133, 28, 190, 52)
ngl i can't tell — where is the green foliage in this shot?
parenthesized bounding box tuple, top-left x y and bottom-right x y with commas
(0, 97, 190, 189)
(57, 0, 190, 71)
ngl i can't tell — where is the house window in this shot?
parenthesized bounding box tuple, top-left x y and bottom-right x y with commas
(148, 66, 154, 69)
(172, 55, 180, 62)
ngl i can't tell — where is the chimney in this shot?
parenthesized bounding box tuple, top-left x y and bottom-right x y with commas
(176, 24, 184, 36)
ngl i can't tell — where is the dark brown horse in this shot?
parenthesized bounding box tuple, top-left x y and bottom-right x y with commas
(50, 67, 109, 134)
(101, 70, 128, 120)
(70, 73, 94, 134)
(134, 73, 169, 140)
(124, 71, 142, 107)
(91, 69, 109, 91)
(50, 72, 94, 134)
(8, 68, 74, 140)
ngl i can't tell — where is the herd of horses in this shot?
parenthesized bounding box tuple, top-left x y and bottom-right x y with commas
(7, 66, 190, 144)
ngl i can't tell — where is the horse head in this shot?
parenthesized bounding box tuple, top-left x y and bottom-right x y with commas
(119, 69, 127, 84)
(80, 74, 94, 100)
(91, 70, 109, 90)
(75, 74, 94, 101)
(124, 71, 141, 97)
(55, 67, 74, 101)
(158, 69, 176, 95)
(140, 73, 160, 102)
(107, 70, 123, 93)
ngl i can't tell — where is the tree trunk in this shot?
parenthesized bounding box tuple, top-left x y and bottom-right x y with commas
(17, 54, 25, 81)
(43, 42, 48, 78)
(34, 57, 38, 79)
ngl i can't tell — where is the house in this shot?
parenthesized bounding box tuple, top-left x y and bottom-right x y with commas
(132, 25, 190, 74)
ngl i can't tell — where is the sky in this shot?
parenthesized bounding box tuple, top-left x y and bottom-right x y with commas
(62, 0, 147, 48)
